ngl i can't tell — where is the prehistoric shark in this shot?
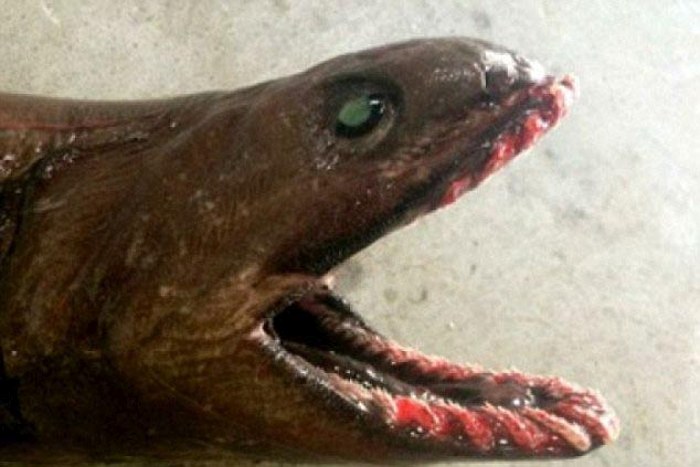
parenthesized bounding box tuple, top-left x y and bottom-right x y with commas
(0, 38, 618, 462)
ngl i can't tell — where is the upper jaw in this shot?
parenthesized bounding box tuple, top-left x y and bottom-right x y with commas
(431, 74, 579, 209)
(334, 74, 580, 243)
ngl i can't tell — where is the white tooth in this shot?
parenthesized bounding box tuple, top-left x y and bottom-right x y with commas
(522, 407, 592, 453)
(370, 387, 397, 415)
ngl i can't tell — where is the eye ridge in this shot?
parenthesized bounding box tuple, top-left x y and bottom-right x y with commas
(335, 94, 386, 138)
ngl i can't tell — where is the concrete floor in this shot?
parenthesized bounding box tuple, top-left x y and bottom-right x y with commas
(1, 1, 698, 466)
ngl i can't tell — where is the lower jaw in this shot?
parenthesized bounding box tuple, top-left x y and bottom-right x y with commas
(257, 287, 619, 459)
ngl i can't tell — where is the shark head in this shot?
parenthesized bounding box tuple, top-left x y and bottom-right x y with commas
(0, 38, 616, 462)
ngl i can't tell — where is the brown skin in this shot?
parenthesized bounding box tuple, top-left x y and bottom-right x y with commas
(0, 39, 579, 461)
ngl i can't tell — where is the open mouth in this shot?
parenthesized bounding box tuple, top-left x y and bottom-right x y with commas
(261, 287, 618, 458)
(254, 76, 619, 458)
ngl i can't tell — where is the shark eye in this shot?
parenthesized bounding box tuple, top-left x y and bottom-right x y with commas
(335, 94, 385, 138)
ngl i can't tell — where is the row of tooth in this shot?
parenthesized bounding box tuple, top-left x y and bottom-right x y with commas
(320, 313, 618, 453)
(331, 374, 591, 456)
(317, 309, 485, 380)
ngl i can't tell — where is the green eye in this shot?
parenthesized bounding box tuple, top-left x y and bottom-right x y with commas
(335, 94, 385, 138)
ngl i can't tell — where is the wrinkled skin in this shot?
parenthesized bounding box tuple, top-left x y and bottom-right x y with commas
(0, 38, 617, 463)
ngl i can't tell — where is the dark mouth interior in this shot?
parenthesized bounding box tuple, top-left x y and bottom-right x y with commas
(265, 292, 549, 411)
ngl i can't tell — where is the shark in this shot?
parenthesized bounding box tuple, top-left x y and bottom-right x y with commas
(0, 38, 618, 462)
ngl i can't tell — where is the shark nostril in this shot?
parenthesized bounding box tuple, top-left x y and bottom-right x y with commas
(484, 65, 517, 98)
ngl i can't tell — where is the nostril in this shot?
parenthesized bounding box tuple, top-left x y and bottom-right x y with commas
(484, 65, 517, 98)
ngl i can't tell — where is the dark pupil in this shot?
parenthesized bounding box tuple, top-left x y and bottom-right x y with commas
(335, 94, 385, 138)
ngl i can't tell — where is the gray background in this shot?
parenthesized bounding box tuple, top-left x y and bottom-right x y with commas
(1, 1, 698, 466)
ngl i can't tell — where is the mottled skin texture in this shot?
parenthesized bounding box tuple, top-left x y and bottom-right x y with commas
(0, 39, 615, 463)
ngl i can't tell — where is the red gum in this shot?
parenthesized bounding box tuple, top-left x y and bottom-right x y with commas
(389, 396, 583, 456)
(426, 404, 454, 437)
(450, 406, 494, 452)
(439, 78, 572, 208)
(393, 397, 496, 452)
(394, 397, 437, 431)
(372, 330, 618, 455)
(439, 175, 473, 206)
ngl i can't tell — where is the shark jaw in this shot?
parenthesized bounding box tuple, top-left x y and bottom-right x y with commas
(250, 75, 619, 460)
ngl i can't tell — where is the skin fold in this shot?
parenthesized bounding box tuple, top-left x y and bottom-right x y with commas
(0, 38, 618, 463)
